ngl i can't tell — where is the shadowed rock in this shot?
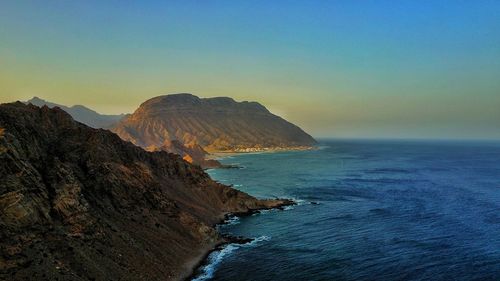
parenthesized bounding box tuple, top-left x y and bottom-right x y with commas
(0, 102, 291, 281)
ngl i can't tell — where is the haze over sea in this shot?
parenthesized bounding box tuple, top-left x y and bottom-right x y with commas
(196, 139, 500, 281)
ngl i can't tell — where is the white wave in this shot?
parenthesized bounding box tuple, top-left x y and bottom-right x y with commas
(245, 235, 271, 246)
(224, 216, 240, 226)
(253, 209, 271, 216)
(191, 236, 271, 281)
(191, 244, 239, 281)
(288, 197, 307, 206)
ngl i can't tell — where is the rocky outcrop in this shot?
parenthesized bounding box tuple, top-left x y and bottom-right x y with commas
(26, 97, 126, 129)
(153, 140, 222, 169)
(0, 102, 291, 281)
(112, 93, 317, 153)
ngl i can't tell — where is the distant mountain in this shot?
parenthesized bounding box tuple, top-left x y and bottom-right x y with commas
(26, 97, 126, 128)
(0, 102, 290, 280)
(112, 93, 317, 153)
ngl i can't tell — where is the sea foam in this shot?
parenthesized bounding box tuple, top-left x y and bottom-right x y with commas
(191, 236, 271, 281)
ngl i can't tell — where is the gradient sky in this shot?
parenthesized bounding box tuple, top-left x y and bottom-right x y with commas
(1, 1, 499, 139)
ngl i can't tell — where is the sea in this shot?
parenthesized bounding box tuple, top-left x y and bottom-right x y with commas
(193, 139, 500, 281)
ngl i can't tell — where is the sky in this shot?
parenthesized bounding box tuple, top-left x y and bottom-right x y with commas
(1, 0, 499, 139)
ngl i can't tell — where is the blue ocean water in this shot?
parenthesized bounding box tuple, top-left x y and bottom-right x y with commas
(198, 139, 500, 281)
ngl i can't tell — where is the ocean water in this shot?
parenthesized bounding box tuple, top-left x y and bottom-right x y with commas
(197, 139, 500, 281)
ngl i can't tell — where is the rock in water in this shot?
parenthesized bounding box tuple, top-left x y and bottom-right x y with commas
(0, 102, 290, 281)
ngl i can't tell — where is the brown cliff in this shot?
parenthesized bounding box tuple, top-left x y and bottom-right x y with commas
(0, 102, 290, 281)
(112, 93, 317, 153)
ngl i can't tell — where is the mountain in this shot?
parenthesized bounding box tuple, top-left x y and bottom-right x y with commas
(112, 93, 317, 152)
(26, 97, 126, 129)
(0, 102, 290, 280)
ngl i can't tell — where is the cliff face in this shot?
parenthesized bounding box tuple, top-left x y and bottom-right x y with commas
(26, 97, 126, 129)
(112, 93, 317, 152)
(0, 102, 289, 281)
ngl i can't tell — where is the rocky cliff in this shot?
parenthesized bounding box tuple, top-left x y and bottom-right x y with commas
(0, 102, 290, 281)
(112, 93, 317, 153)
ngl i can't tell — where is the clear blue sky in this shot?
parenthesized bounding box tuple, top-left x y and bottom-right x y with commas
(1, 0, 499, 139)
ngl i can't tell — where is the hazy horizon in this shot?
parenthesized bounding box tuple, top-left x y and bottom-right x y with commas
(1, 1, 499, 140)
(8, 94, 498, 142)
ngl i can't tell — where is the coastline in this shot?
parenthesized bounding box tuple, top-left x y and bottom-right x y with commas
(206, 145, 316, 160)
(178, 239, 225, 281)
(181, 148, 304, 280)
(182, 200, 295, 281)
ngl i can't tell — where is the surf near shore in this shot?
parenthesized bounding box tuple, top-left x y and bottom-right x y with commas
(184, 200, 296, 281)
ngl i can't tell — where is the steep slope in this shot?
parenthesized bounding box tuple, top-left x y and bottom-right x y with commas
(112, 93, 317, 152)
(26, 97, 126, 128)
(0, 102, 290, 281)
(25, 97, 218, 168)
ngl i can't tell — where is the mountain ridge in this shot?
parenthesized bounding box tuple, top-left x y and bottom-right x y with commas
(0, 102, 290, 280)
(23, 94, 316, 167)
(26, 97, 126, 129)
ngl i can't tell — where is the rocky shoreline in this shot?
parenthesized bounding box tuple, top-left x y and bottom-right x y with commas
(0, 102, 298, 281)
(184, 199, 296, 281)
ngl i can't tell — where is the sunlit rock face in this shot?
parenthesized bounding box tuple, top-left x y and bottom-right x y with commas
(112, 93, 317, 154)
(0, 102, 290, 281)
(152, 140, 222, 169)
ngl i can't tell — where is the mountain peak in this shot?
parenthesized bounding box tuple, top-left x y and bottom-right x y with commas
(28, 96, 45, 102)
(27, 96, 52, 107)
(136, 93, 269, 115)
(139, 93, 202, 109)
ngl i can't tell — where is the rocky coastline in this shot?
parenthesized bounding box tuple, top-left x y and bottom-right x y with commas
(185, 199, 295, 281)
(0, 102, 296, 281)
